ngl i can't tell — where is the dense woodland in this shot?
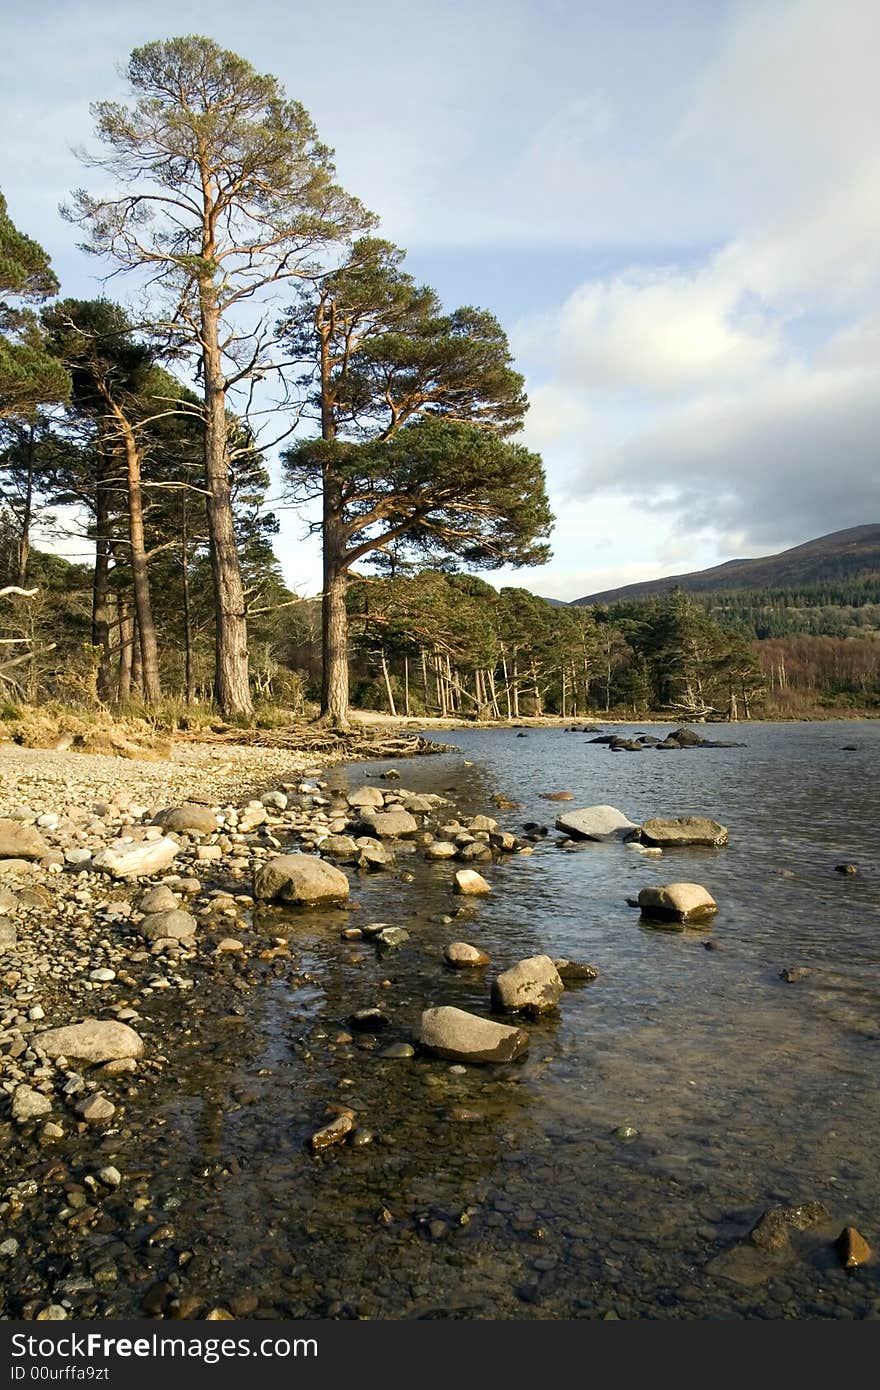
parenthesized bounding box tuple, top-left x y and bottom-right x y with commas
(0, 35, 877, 730)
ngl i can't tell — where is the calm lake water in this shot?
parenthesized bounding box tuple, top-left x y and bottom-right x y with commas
(156, 719, 880, 1321)
(24, 721, 880, 1320)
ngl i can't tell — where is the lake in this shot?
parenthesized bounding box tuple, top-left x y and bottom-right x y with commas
(165, 719, 880, 1319)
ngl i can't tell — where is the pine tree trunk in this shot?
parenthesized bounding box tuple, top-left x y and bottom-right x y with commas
(488, 667, 501, 720)
(199, 278, 253, 719)
(181, 497, 195, 705)
(420, 648, 430, 710)
(117, 416, 161, 706)
(380, 648, 396, 716)
(321, 533, 350, 729)
(116, 596, 133, 703)
(404, 656, 411, 717)
(500, 648, 513, 719)
(92, 456, 113, 704)
(16, 425, 35, 588)
(130, 610, 143, 698)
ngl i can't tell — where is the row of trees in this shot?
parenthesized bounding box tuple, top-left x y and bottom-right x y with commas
(346, 577, 768, 721)
(0, 35, 552, 727)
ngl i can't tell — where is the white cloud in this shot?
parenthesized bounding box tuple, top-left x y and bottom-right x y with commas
(519, 265, 781, 395)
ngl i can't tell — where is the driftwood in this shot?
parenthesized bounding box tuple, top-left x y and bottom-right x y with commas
(174, 725, 457, 759)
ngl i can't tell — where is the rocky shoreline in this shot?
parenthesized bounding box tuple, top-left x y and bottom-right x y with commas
(0, 733, 873, 1320)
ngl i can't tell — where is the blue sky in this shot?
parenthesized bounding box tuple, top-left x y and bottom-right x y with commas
(2, 0, 878, 599)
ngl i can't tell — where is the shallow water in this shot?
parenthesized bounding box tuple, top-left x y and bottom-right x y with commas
(10, 721, 880, 1319)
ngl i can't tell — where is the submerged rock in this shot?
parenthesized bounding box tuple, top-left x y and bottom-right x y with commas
(749, 1201, 830, 1252)
(491, 954, 564, 1015)
(419, 1005, 529, 1063)
(638, 883, 718, 922)
(553, 958, 599, 983)
(310, 1113, 355, 1151)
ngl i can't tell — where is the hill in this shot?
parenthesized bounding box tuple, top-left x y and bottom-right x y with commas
(570, 525, 880, 607)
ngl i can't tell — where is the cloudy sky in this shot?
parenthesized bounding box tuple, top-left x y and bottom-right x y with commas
(2, 0, 878, 599)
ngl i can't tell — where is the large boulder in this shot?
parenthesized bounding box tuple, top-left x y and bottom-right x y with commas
(0, 820, 49, 861)
(37, 1019, 145, 1064)
(156, 804, 218, 835)
(554, 805, 637, 841)
(355, 809, 419, 839)
(253, 853, 349, 905)
(640, 816, 728, 847)
(139, 909, 198, 942)
(92, 837, 180, 878)
(638, 882, 717, 922)
(491, 954, 564, 1015)
(419, 1006, 529, 1063)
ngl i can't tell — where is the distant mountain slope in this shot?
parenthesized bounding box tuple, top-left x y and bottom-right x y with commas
(571, 525, 880, 606)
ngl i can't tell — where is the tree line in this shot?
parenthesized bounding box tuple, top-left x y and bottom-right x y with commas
(0, 35, 550, 728)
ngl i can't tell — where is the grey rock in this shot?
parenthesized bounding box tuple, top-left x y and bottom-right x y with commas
(554, 805, 637, 840)
(0, 820, 49, 861)
(444, 942, 490, 968)
(639, 816, 728, 847)
(139, 909, 198, 942)
(138, 885, 178, 914)
(419, 1005, 529, 1063)
(92, 837, 179, 878)
(638, 882, 718, 922)
(553, 958, 599, 983)
(355, 809, 419, 839)
(425, 841, 458, 861)
(156, 804, 218, 835)
(347, 786, 385, 809)
(453, 869, 491, 895)
(320, 834, 359, 860)
(37, 1019, 145, 1064)
(491, 954, 564, 1015)
(253, 853, 349, 905)
(12, 1084, 52, 1124)
(76, 1093, 116, 1124)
